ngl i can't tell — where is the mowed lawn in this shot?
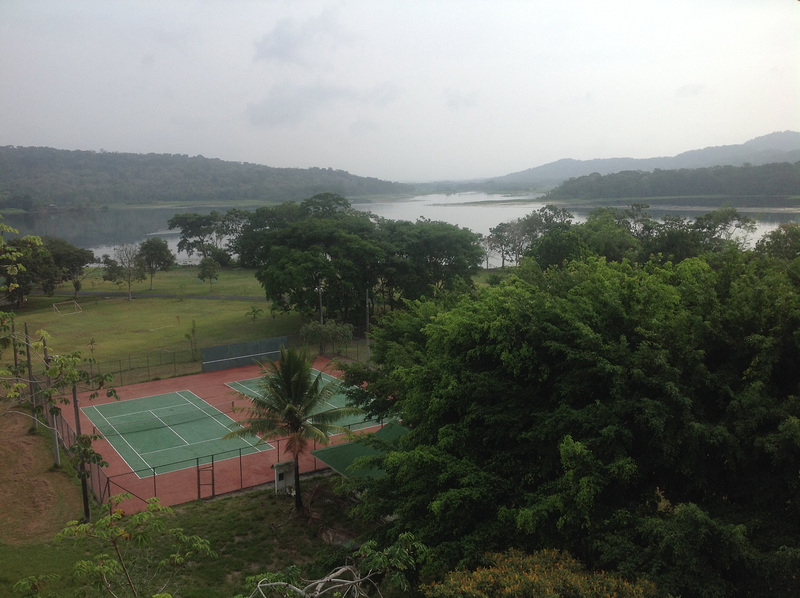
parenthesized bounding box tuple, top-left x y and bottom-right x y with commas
(79, 264, 265, 297)
(15, 267, 299, 359)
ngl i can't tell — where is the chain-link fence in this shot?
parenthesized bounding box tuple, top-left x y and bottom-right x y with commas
(90, 348, 199, 386)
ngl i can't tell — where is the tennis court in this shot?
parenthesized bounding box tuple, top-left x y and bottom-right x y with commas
(82, 390, 272, 478)
(226, 369, 373, 431)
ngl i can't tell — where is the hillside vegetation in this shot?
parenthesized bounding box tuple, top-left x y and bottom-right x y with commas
(544, 160, 800, 203)
(0, 146, 412, 209)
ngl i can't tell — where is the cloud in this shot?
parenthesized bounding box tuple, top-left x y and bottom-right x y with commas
(676, 84, 707, 98)
(253, 9, 345, 68)
(365, 82, 401, 107)
(349, 118, 380, 135)
(247, 83, 354, 126)
(247, 82, 401, 128)
(444, 88, 479, 111)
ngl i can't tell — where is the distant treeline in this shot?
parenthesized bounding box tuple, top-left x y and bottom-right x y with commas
(0, 146, 412, 209)
(545, 161, 800, 200)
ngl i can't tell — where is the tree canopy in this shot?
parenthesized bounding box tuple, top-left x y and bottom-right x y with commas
(343, 236, 800, 596)
(232, 193, 482, 321)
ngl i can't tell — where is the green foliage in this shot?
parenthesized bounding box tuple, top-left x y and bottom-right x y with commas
(197, 257, 220, 290)
(0, 146, 412, 208)
(184, 320, 199, 361)
(234, 194, 482, 320)
(12, 574, 61, 598)
(136, 237, 176, 290)
(225, 347, 362, 510)
(42, 236, 95, 298)
(3, 236, 56, 308)
(245, 305, 264, 323)
(347, 251, 800, 595)
(55, 494, 215, 598)
(102, 245, 146, 300)
(422, 549, 659, 598)
(300, 320, 353, 353)
(544, 161, 800, 200)
(241, 532, 426, 597)
(755, 222, 800, 260)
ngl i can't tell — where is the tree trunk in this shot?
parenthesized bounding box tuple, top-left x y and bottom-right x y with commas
(293, 457, 303, 511)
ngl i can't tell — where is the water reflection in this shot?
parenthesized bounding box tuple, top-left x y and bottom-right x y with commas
(3, 194, 798, 258)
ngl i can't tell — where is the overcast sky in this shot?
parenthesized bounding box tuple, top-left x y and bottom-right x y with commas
(1, 1, 797, 182)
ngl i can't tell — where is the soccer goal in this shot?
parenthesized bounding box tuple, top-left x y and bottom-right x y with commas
(53, 300, 82, 316)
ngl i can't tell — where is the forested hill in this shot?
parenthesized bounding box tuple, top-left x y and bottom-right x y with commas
(483, 130, 800, 191)
(0, 146, 412, 209)
(543, 160, 800, 202)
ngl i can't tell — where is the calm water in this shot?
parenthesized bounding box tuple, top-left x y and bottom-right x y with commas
(4, 193, 798, 261)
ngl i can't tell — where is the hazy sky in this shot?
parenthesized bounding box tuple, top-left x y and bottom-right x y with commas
(1, 1, 797, 181)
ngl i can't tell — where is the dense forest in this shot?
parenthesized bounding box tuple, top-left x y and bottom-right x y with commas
(337, 205, 800, 597)
(545, 160, 800, 202)
(0, 146, 412, 209)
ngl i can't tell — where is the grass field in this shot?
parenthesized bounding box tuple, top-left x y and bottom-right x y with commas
(79, 263, 265, 297)
(14, 267, 299, 359)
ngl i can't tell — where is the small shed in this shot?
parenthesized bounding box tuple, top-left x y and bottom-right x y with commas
(272, 460, 295, 494)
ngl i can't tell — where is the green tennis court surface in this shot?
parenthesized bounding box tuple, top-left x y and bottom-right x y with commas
(82, 391, 272, 478)
(226, 369, 374, 431)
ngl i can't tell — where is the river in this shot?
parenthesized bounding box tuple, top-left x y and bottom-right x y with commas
(3, 193, 798, 262)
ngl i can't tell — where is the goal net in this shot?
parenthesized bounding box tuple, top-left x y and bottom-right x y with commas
(53, 300, 82, 316)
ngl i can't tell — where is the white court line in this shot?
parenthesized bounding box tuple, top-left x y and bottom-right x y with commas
(149, 409, 189, 445)
(82, 405, 149, 472)
(104, 399, 193, 421)
(176, 390, 264, 451)
(140, 434, 269, 457)
(225, 380, 258, 396)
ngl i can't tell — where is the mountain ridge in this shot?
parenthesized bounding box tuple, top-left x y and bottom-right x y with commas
(483, 131, 800, 190)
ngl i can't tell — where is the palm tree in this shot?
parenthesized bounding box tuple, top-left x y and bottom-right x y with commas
(225, 346, 361, 511)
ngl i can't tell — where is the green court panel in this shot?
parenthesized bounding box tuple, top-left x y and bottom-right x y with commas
(312, 422, 408, 479)
(82, 391, 273, 478)
(226, 369, 375, 431)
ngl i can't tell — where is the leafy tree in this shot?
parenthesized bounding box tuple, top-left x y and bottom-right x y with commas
(692, 206, 756, 251)
(577, 207, 640, 262)
(52, 494, 214, 598)
(344, 254, 800, 596)
(422, 549, 659, 598)
(525, 227, 589, 268)
(755, 222, 800, 261)
(300, 320, 354, 355)
(376, 217, 482, 304)
(2, 236, 58, 308)
(168, 212, 221, 259)
(42, 236, 95, 299)
(136, 237, 177, 290)
(102, 244, 145, 300)
(224, 347, 361, 511)
(243, 533, 427, 598)
(251, 196, 385, 321)
(197, 257, 220, 290)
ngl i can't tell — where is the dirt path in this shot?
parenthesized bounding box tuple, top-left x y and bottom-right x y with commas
(0, 412, 83, 544)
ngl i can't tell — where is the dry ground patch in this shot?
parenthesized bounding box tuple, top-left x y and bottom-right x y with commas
(0, 413, 83, 544)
